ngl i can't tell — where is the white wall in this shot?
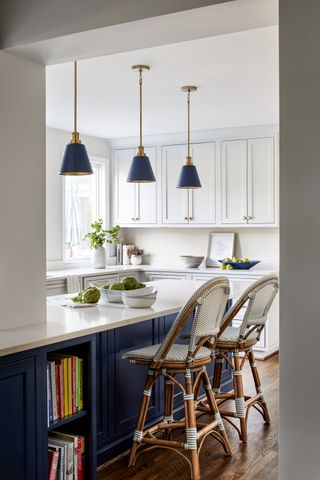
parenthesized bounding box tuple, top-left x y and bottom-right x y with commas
(279, 1, 320, 478)
(123, 227, 279, 267)
(0, 52, 46, 329)
(46, 127, 110, 262)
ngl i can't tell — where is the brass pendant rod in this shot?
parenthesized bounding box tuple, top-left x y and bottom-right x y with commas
(74, 61, 77, 134)
(139, 68, 143, 148)
(187, 89, 190, 159)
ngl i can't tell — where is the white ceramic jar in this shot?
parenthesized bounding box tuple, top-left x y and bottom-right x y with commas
(130, 254, 142, 265)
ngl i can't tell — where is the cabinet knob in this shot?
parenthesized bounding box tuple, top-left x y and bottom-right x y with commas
(188, 216, 193, 221)
(184, 216, 188, 220)
(136, 217, 140, 221)
(132, 217, 135, 221)
(247, 216, 253, 220)
(242, 216, 248, 220)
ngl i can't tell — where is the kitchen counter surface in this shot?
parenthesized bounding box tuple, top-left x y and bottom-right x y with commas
(46, 263, 278, 282)
(0, 279, 247, 358)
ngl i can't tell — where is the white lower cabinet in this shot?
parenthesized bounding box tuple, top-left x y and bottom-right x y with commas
(83, 274, 118, 289)
(146, 272, 187, 281)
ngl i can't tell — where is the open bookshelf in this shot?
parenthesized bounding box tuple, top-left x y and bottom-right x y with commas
(45, 337, 96, 480)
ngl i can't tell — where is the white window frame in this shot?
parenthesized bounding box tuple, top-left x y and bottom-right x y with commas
(62, 156, 110, 265)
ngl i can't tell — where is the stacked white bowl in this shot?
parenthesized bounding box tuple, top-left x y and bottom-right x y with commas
(122, 286, 157, 308)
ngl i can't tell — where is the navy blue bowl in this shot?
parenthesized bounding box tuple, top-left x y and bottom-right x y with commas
(218, 260, 261, 270)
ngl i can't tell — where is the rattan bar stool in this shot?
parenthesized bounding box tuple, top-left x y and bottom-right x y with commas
(205, 274, 279, 444)
(122, 278, 233, 480)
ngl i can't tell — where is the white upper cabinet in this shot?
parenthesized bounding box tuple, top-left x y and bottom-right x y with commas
(162, 144, 189, 224)
(162, 143, 216, 224)
(113, 133, 277, 228)
(188, 143, 216, 224)
(221, 140, 248, 224)
(221, 137, 275, 225)
(247, 138, 274, 224)
(113, 147, 157, 225)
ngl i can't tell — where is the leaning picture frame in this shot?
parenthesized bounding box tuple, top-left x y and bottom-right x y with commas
(206, 232, 235, 267)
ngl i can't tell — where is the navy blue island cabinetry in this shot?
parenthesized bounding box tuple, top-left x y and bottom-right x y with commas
(0, 314, 232, 479)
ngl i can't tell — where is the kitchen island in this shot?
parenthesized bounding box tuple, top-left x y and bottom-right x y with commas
(0, 280, 242, 480)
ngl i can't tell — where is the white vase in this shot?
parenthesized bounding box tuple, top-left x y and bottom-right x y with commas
(92, 246, 106, 269)
(130, 254, 142, 265)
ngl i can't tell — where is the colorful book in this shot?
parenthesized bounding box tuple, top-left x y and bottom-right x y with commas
(50, 361, 58, 421)
(49, 434, 74, 480)
(47, 363, 53, 425)
(76, 357, 79, 411)
(55, 362, 61, 421)
(79, 358, 84, 410)
(48, 449, 59, 480)
(72, 356, 77, 414)
(67, 357, 72, 416)
(48, 442, 65, 480)
(77, 436, 85, 480)
(63, 358, 69, 417)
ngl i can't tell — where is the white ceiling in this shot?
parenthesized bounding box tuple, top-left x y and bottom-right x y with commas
(46, 25, 279, 139)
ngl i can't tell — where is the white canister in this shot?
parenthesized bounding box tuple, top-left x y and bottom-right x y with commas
(92, 246, 106, 268)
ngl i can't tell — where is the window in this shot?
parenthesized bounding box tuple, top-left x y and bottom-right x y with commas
(63, 158, 108, 262)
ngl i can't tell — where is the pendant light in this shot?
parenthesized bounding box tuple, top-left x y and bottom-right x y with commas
(177, 86, 201, 189)
(59, 61, 93, 175)
(127, 65, 156, 183)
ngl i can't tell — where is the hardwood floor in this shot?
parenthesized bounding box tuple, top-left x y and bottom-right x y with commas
(97, 355, 279, 480)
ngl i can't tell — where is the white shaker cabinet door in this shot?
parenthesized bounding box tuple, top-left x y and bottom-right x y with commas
(113, 149, 136, 224)
(188, 142, 216, 224)
(113, 147, 157, 225)
(221, 140, 248, 224)
(247, 138, 275, 224)
(162, 145, 189, 224)
(135, 146, 157, 224)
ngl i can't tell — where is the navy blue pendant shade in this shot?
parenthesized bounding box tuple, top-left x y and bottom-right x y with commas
(59, 142, 93, 175)
(177, 163, 201, 188)
(127, 153, 156, 182)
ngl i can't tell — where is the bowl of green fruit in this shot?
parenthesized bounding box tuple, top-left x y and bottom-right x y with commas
(218, 257, 261, 270)
(99, 276, 147, 303)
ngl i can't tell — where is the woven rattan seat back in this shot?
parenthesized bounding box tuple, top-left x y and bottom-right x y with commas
(152, 277, 230, 365)
(220, 274, 279, 341)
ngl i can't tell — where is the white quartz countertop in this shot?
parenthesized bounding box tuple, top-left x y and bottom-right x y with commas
(46, 264, 278, 281)
(0, 279, 248, 358)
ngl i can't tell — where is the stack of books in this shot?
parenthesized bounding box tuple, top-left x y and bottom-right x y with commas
(47, 354, 84, 426)
(48, 432, 85, 480)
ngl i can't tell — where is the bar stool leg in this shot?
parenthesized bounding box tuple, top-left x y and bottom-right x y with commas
(128, 370, 154, 467)
(247, 349, 270, 424)
(202, 369, 232, 456)
(212, 351, 224, 395)
(184, 369, 201, 480)
(164, 378, 174, 439)
(233, 352, 247, 443)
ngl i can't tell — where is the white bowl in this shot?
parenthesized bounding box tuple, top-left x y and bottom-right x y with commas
(122, 286, 156, 297)
(99, 288, 123, 303)
(122, 291, 157, 308)
(180, 255, 204, 268)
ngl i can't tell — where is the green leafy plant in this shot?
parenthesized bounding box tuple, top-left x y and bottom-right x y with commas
(105, 225, 120, 245)
(84, 220, 120, 249)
